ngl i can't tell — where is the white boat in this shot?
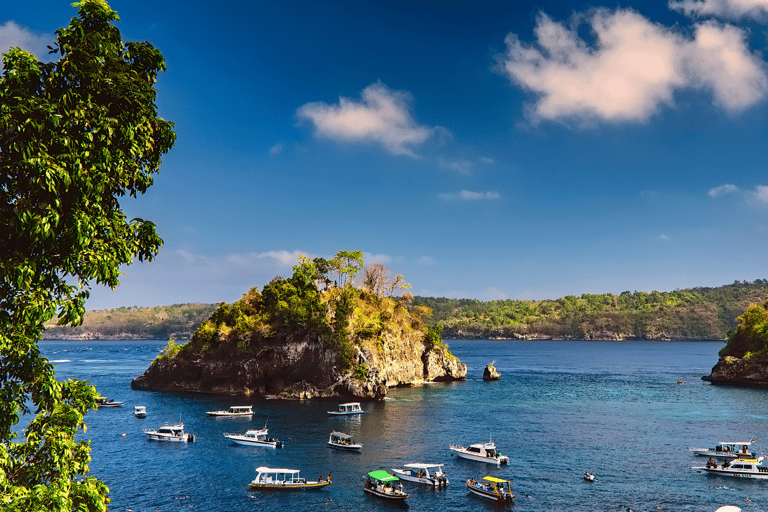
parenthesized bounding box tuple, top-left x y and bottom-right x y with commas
(364, 470, 409, 500)
(95, 397, 123, 408)
(391, 463, 448, 486)
(584, 471, 595, 482)
(689, 441, 756, 459)
(249, 467, 331, 490)
(224, 428, 283, 448)
(327, 431, 362, 451)
(327, 402, 364, 415)
(206, 405, 254, 417)
(449, 441, 509, 465)
(693, 454, 768, 479)
(134, 405, 147, 418)
(466, 476, 515, 504)
(144, 423, 195, 443)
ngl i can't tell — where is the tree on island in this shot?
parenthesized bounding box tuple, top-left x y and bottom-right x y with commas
(719, 300, 768, 358)
(0, 1, 174, 510)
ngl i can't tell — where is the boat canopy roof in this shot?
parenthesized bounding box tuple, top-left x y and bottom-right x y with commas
(483, 476, 511, 483)
(368, 470, 399, 482)
(330, 431, 352, 439)
(404, 463, 443, 469)
(339, 402, 360, 407)
(720, 441, 752, 445)
(229, 405, 252, 411)
(255, 466, 299, 475)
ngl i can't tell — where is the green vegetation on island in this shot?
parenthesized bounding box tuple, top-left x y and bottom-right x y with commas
(718, 299, 768, 358)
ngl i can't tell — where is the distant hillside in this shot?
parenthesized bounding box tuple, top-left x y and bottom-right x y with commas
(43, 303, 219, 340)
(412, 280, 768, 340)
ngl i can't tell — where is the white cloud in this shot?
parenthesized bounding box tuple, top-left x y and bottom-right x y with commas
(659, 234, 672, 241)
(415, 255, 435, 265)
(670, 0, 768, 19)
(480, 157, 496, 164)
(0, 21, 53, 69)
(746, 184, 768, 204)
(439, 190, 501, 201)
(438, 158, 474, 175)
(296, 81, 441, 158)
(269, 142, 284, 156)
(497, 8, 768, 125)
(708, 183, 740, 196)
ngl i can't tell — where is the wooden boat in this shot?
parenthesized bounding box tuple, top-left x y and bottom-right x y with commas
(224, 428, 283, 448)
(134, 405, 147, 418)
(327, 402, 364, 415)
(689, 441, 756, 459)
(95, 397, 123, 408)
(249, 467, 331, 490)
(391, 463, 448, 486)
(144, 423, 194, 443)
(693, 454, 768, 479)
(466, 476, 515, 504)
(327, 431, 362, 451)
(206, 405, 253, 417)
(449, 441, 509, 465)
(363, 470, 409, 500)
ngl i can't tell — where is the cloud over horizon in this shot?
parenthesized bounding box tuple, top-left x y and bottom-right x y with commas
(439, 190, 501, 201)
(497, 8, 768, 125)
(297, 81, 441, 157)
(669, 0, 768, 19)
(708, 183, 740, 196)
(0, 21, 52, 70)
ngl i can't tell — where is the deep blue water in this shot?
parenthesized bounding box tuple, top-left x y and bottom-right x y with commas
(37, 339, 768, 512)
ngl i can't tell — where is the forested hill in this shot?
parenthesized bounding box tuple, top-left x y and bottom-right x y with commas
(43, 280, 768, 341)
(411, 280, 768, 341)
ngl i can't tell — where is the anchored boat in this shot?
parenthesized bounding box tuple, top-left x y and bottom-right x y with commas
(95, 397, 123, 408)
(689, 441, 756, 459)
(449, 441, 509, 465)
(206, 405, 254, 417)
(327, 431, 362, 451)
(327, 402, 364, 415)
(391, 463, 448, 486)
(249, 467, 331, 490)
(466, 476, 515, 504)
(693, 454, 768, 479)
(144, 423, 194, 443)
(224, 428, 283, 448)
(363, 470, 409, 500)
(134, 405, 147, 418)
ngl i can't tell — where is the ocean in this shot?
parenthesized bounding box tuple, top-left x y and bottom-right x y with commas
(37, 339, 768, 511)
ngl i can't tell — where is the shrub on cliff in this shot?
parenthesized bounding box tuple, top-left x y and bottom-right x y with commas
(719, 300, 768, 358)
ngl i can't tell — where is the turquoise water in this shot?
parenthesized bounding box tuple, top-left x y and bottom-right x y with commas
(39, 339, 768, 511)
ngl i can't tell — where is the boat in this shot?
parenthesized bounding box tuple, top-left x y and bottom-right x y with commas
(390, 463, 448, 486)
(689, 441, 756, 459)
(466, 476, 515, 504)
(144, 423, 194, 443)
(224, 428, 283, 448)
(363, 470, 409, 500)
(693, 454, 768, 479)
(584, 471, 595, 482)
(327, 431, 362, 451)
(134, 405, 147, 418)
(206, 405, 254, 417)
(95, 397, 124, 408)
(327, 402, 364, 415)
(449, 441, 509, 465)
(248, 467, 331, 490)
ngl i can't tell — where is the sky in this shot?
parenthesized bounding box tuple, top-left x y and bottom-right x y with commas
(2, 0, 768, 309)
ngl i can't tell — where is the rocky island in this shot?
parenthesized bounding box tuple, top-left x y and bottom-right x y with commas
(703, 300, 768, 387)
(132, 252, 466, 400)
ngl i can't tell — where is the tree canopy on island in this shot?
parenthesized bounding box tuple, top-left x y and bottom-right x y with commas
(0, 1, 174, 509)
(719, 300, 768, 358)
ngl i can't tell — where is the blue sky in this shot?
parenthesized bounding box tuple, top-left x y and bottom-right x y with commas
(2, 0, 768, 309)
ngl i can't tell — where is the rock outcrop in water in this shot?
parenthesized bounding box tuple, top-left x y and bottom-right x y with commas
(702, 355, 768, 387)
(131, 254, 466, 400)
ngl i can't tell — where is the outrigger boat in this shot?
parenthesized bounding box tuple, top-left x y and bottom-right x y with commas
(449, 441, 509, 465)
(206, 405, 254, 417)
(327, 402, 364, 415)
(390, 463, 448, 486)
(466, 476, 515, 504)
(249, 467, 331, 490)
(144, 423, 195, 443)
(95, 397, 123, 408)
(689, 441, 756, 459)
(134, 405, 147, 418)
(693, 454, 768, 479)
(363, 470, 409, 500)
(327, 431, 362, 451)
(224, 428, 283, 448)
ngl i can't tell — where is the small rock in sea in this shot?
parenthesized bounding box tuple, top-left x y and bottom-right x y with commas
(483, 362, 501, 380)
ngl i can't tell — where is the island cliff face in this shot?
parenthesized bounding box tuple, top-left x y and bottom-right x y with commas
(702, 355, 768, 387)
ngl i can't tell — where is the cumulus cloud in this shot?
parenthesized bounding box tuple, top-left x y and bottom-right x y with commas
(439, 190, 501, 201)
(497, 8, 768, 125)
(0, 21, 53, 69)
(438, 157, 474, 175)
(746, 184, 768, 205)
(708, 183, 740, 196)
(269, 142, 284, 156)
(659, 234, 672, 241)
(296, 81, 441, 158)
(670, 0, 768, 19)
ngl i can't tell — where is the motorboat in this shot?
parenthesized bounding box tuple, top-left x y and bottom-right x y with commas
(693, 454, 768, 479)
(206, 405, 254, 417)
(134, 405, 147, 418)
(144, 423, 194, 443)
(689, 441, 756, 459)
(363, 470, 409, 500)
(249, 467, 331, 490)
(327, 431, 362, 451)
(584, 471, 595, 482)
(449, 441, 509, 464)
(224, 428, 283, 448)
(390, 463, 448, 486)
(95, 397, 123, 408)
(466, 476, 515, 504)
(327, 402, 364, 415)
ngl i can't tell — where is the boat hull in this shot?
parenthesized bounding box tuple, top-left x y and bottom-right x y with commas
(249, 481, 330, 490)
(450, 448, 508, 465)
(327, 411, 363, 416)
(145, 434, 193, 443)
(697, 468, 768, 479)
(327, 442, 362, 451)
(206, 412, 253, 417)
(690, 448, 753, 459)
(390, 469, 447, 486)
(228, 437, 282, 448)
(363, 487, 409, 500)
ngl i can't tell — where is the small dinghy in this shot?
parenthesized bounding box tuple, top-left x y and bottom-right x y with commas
(584, 471, 595, 482)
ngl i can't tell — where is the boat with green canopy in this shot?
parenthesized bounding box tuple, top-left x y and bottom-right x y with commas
(363, 470, 409, 500)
